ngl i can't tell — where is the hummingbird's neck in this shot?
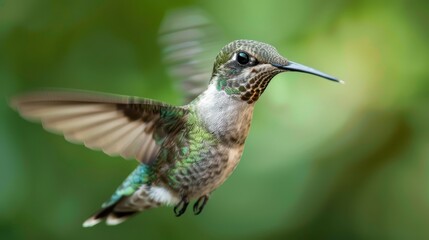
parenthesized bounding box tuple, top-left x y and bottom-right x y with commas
(192, 83, 254, 146)
(210, 67, 280, 104)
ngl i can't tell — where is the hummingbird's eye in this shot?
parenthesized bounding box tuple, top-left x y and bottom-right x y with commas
(236, 52, 250, 65)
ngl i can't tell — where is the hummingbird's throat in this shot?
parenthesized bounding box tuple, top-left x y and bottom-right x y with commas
(215, 69, 281, 104)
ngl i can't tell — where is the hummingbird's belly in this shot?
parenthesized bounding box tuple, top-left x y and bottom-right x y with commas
(203, 145, 244, 194)
(170, 144, 245, 199)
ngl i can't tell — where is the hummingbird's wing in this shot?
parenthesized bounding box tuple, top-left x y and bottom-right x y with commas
(158, 7, 224, 103)
(11, 90, 187, 164)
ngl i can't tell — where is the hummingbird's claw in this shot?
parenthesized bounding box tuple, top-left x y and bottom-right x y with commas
(193, 195, 209, 215)
(174, 197, 189, 217)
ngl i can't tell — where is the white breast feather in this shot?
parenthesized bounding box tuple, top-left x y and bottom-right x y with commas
(196, 83, 253, 135)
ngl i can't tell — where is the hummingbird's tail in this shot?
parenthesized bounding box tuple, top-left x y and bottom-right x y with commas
(82, 185, 162, 227)
(82, 198, 133, 227)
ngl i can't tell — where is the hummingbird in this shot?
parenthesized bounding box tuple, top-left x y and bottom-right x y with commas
(11, 39, 342, 227)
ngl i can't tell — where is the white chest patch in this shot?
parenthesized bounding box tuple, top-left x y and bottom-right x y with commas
(196, 84, 254, 136)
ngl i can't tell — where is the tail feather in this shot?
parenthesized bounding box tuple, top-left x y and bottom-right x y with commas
(83, 198, 135, 227)
(83, 165, 153, 227)
(106, 211, 137, 226)
(83, 197, 141, 227)
(82, 217, 102, 228)
(83, 203, 139, 227)
(83, 185, 166, 227)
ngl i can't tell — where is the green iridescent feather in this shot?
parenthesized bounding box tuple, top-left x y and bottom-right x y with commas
(102, 164, 150, 208)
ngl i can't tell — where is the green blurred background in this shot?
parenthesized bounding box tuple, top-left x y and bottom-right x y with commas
(1, 0, 428, 239)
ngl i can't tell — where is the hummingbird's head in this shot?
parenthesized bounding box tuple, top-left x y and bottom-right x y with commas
(210, 40, 342, 104)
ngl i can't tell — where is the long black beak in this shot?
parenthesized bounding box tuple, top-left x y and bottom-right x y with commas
(272, 61, 344, 83)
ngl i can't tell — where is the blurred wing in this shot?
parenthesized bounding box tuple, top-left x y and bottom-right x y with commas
(158, 7, 224, 103)
(11, 90, 187, 163)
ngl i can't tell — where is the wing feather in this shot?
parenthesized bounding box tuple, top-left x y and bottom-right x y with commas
(11, 90, 187, 163)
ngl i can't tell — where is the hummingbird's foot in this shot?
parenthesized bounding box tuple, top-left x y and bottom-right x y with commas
(193, 195, 209, 215)
(174, 197, 189, 217)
